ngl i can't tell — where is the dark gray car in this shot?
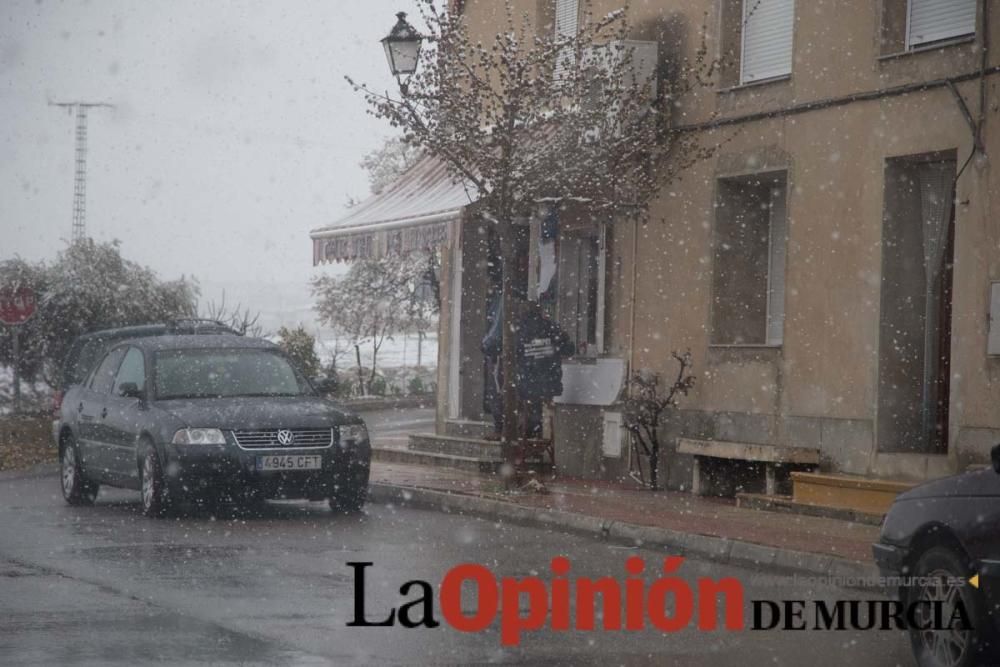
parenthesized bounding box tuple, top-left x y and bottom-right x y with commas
(873, 445, 1000, 667)
(55, 334, 370, 517)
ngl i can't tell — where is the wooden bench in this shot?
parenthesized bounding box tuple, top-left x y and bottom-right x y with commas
(677, 438, 820, 496)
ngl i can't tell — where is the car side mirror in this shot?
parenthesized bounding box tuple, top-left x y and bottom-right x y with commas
(119, 382, 144, 400)
(992, 443, 1000, 474)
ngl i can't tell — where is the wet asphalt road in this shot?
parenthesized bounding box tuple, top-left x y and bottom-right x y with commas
(0, 472, 915, 666)
(0, 411, 912, 666)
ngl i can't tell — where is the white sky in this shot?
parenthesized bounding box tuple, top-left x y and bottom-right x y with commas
(1, 0, 420, 303)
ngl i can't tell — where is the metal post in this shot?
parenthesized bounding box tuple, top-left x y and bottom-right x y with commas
(11, 326, 20, 415)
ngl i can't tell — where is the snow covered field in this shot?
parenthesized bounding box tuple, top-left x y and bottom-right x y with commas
(314, 332, 438, 370)
(0, 367, 51, 416)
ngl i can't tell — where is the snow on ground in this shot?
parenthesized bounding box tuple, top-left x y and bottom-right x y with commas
(0, 366, 52, 416)
(315, 332, 438, 369)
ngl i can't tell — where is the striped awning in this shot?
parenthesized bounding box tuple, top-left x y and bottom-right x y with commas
(310, 152, 477, 264)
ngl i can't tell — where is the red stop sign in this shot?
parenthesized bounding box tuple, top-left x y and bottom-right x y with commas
(0, 286, 37, 325)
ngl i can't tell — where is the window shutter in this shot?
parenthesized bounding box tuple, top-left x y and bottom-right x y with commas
(555, 0, 579, 38)
(554, 0, 579, 80)
(740, 0, 795, 84)
(907, 0, 976, 48)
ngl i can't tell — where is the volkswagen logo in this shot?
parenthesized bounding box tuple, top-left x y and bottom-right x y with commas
(276, 429, 295, 446)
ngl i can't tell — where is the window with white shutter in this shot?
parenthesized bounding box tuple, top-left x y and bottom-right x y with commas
(740, 0, 795, 84)
(554, 0, 579, 80)
(907, 0, 976, 48)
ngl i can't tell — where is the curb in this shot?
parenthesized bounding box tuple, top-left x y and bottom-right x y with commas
(369, 482, 880, 586)
(736, 492, 884, 526)
(335, 397, 435, 413)
(0, 461, 58, 481)
(372, 446, 501, 474)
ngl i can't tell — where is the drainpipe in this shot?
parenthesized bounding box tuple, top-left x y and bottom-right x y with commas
(938, 1, 990, 466)
(978, 0, 989, 149)
(627, 216, 639, 379)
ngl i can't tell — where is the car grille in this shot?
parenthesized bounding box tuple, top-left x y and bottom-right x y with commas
(231, 428, 333, 449)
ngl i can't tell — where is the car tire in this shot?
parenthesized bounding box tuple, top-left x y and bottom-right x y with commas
(907, 546, 991, 667)
(60, 435, 98, 506)
(140, 444, 170, 518)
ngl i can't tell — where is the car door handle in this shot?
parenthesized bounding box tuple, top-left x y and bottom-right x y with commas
(101, 408, 108, 419)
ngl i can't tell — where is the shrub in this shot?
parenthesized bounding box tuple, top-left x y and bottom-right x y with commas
(407, 376, 426, 396)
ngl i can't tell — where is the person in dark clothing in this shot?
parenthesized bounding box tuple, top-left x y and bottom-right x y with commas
(481, 300, 574, 438)
(482, 294, 504, 437)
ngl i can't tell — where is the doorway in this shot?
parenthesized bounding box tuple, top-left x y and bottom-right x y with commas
(877, 152, 956, 454)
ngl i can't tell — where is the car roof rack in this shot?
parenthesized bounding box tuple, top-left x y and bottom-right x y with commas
(167, 318, 242, 334)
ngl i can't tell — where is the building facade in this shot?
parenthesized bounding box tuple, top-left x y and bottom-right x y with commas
(315, 0, 1000, 489)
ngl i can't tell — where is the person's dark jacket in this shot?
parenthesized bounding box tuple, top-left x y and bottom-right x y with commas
(482, 295, 503, 360)
(482, 305, 574, 400)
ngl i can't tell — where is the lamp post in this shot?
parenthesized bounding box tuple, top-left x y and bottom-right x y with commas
(381, 12, 423, 90)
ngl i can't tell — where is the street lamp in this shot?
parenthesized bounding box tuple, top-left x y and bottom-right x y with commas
(381, 12, 423, 86)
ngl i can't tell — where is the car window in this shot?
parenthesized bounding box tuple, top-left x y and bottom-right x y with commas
(65, 338, 109, 388)
(112, 347, 146, 396)
(89, 347, 128, 396)
(154, 348, 310, 400)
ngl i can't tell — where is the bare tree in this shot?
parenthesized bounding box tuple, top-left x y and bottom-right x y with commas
(393, 252, 439, 367)
(360, 136, 422, 195)
(312, 258, 408, 395)
(315, 335, 352, 375)
(200, 291, 263, 338)
(622, 352, 696, 490)
(348, 1, 724, 468)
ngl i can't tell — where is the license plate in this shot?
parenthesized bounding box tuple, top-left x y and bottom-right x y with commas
(255, 455, 322, 471)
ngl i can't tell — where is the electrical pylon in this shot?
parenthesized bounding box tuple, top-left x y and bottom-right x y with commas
(49, 101, 114, 243)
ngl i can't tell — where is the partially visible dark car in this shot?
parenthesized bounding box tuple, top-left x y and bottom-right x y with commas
(52, 319, 240, 443)
(874, 447, 1000, 667)
(56, 334, 370, 517)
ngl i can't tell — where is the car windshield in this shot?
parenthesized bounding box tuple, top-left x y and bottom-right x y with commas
(154, 348, 310, 400)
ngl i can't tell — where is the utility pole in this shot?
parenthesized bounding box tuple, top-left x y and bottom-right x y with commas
(49, 101, 114, 243)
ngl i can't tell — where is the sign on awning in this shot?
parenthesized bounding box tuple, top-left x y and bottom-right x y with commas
(310, 153, 476, 264)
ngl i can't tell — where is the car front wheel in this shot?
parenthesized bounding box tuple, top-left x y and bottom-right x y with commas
(907, 546, 990, 667)
(140, 444, 170, 518)
(61, 436, 98, 506)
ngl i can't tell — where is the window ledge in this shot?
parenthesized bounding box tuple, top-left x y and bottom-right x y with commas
(708, 344, 783, 350)
(878, 35, 975, 62)
(707, 344, 783, 363)
(717, 75, 792, 94)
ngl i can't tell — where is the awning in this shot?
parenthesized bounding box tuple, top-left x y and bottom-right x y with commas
(310, 152, 478, 264)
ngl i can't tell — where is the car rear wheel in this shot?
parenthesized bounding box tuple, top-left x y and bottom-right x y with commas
(60, 436, 98, 506)
(907, 546, 988, 667)
(140, 444, 170, 518)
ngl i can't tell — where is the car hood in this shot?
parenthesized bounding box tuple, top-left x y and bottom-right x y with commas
(895, 468, 999, 501)
(153, 396, 359, 430)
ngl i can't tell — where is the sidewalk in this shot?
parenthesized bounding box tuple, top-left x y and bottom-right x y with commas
(369, 461, 881, 579)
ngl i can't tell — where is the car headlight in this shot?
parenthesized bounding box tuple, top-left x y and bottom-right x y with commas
(337, 424, 367, 446)
(172, 428, 226, 445)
